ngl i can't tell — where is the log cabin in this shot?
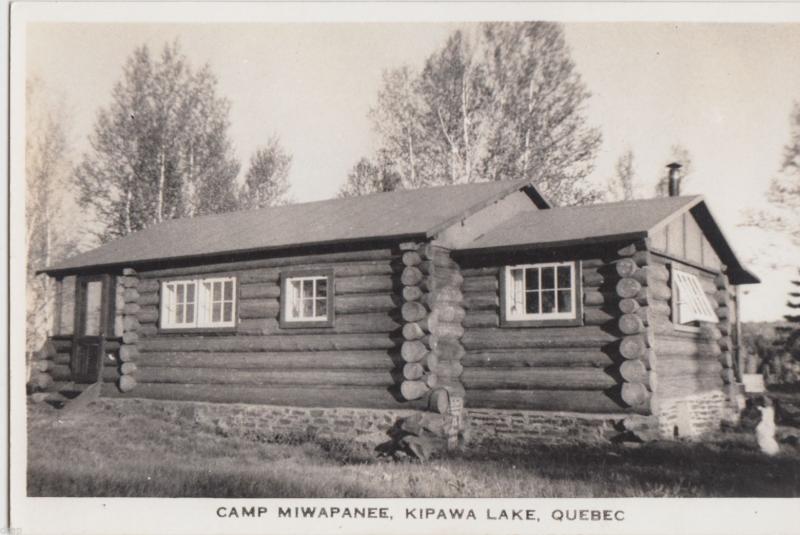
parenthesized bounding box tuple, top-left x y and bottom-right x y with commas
(34, 169, 759, 443)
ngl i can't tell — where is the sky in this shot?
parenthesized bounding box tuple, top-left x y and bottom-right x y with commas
(25, 20, 800, 321)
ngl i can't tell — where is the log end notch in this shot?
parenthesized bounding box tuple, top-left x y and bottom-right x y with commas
(118, 267, 140, 393)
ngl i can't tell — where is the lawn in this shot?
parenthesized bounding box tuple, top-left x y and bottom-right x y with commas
(27, 397, 800, 498)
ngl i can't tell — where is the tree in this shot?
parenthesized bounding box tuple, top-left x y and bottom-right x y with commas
(355, 22, 602, 205)
(338, 157, 402, 198)
(655, 144, 693, 197)
(238, 137, 292, 209)
(480, 22, 602, 205)
(609, 149, 636, 201)
(74, 41, 240, 242)
(25, 77, 76, 352)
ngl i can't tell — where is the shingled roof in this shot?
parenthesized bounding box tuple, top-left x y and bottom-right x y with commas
(44, 179, 543, 274)
(457, 195, 759, 284)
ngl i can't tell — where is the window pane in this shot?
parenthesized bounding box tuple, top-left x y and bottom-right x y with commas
(84, 281, 103, 335)
(224, 281, 233, 301)
(557, 266, 571, 288)
(315, 298, 327, 317)
(541, 267, 555, 289)
(303, 298, 314, 318)
(187, 283, 195, 303)
(302, 280, 314, 298)
(177, 284, 184, 303)
(541, 290, 556, 313)
(525, 268, 539, 290)
(212, 302, 221, 322)
(185, 304, 194, 323)
(213, 281, 222, 301)
(175, 304, 184, 324)
(510, 269, 524, 314)
(526, 291, 540, 314)
(290, 281, 302, 317)
(317, 279, 327, 298)
(558, 290, 572, 313)
(223, 302, 233, 322)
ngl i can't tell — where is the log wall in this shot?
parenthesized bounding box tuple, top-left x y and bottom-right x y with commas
(457, 242, 654, 416)
(115, 246, 417, 409)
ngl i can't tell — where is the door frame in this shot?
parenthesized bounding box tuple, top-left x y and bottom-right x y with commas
(71, 274, 115, 383)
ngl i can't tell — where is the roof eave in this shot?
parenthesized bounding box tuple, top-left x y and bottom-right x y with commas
(453, 231, 648, 256)
(38, 231, 428, 277)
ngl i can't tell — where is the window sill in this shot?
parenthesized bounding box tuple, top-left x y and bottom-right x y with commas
(158, 326, 238, 335)
(279, 319, 334, 329)
(500, 317, 583, 328)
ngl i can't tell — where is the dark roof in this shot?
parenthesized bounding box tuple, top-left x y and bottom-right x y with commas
(44, 179, 538, 274)
(458, 195, 759, 284)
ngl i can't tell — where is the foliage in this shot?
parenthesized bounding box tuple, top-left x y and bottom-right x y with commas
(74, 41, 240, 242)
(238, 137, 292, 209)
(609, 148, 636, 201)
(344, 22, 602, 205)
(25, 77, 77, 352)
(337, 157, 402, 197)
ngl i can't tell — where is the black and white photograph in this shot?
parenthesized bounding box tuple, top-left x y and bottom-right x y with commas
(5, 2, 800, 534)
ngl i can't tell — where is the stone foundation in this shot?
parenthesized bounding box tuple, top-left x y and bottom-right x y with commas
(464, 408, 626, 445)
(93, 398, 418, 447)
(656, 389, 730, 438)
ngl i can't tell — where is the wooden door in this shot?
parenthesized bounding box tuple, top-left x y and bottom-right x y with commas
(71, 275, 113, 383)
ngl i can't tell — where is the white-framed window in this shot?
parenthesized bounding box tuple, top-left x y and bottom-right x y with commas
(504, 262, 577, 321)
(283, 275, 329, 323)
(672, 269, 718, 324)
(160, 277, 236, 329)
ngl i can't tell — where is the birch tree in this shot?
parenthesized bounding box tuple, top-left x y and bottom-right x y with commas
(338, 157, 402, 197)
(74, 41, 240, 242)
(238, 137, 293, 209)
(610, 149, 636, 201)
(26, 77, 76, 352)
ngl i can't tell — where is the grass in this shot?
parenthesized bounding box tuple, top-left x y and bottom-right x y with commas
(27, 398, 800, 498)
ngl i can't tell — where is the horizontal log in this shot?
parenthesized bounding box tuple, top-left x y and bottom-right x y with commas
(401, 267, 424, 286)
(713, 289, 730, 306)
(655, 355, 723, 378)
(400, 380, 429, 400)
(401, 301, 427, 322)
(50, 364, 118, 383)
(337, 294, 398, 314)
(122, 331, 139, 344)
(402, 322, 425, 340)
(583, 270, 606, 287)
(139, 249, 395, 279)
(432, 338, 465, 361)
(123, 316, 140, 332)
(718, 336, 733, 351)
(616, 278, 642, 299)
(138, 279, 159, 293)
(461, 267, 500, 277)
(135, 366, 396, 387)
(137, 292, 159, 306)
(119, 276, 139, 288)
(715, 273, 729, 289)
(636, 285, 671, 304)
(618, 298, 640, 315)
(403, 362, 425, 380)
(141, 334, 398, 353)
(135, 350, 397, 369)
(617, 242, 643, 257)
(431, 303, 466, 323)
(402, 251, 422, 266)
(584, 290, 614, 307)
(654, 337, 722, 358)
(119, 374, 137, 392)
(421, 288, 464, 306)
(630, 265, 669, 285)
(717, 306, 731, 320)
(105, 382, 428, 410)
(138, 323, 158, 336)
(719, 351, 733, 369)
(619, 314, 645, 335)
(122, 303, 141, 315)
(619, 332, 655, 360)
(584, 307, 615, 326)
(465, 389, 639, 414)
(420, 272, 464, 292)
(619, 359, 649, 384)
(119, 345, 138, 362)
(621, 382, 650, 407)
(430, 360, 463, 379)
(416, 317, 465, 338)
(463, 349, 615, 368)
(401, 341, 427, 363)
(699, 324, 722, 341)
(399, 241, 422, 251)
(429, 389, 450, 414)
(236, 313, 402, 335)
(240, 283, 280, 300)
(136, 307, 159, 323)
(33, 360, 54, 372)
(120, 362, 137, 375)
(336, 276, 394, 295)
(402, 286, 423, 302)
(615, 258, 639, 278)
(463, 293, 499, 311)
(238, 299, 280, 319)
(424, 372, 439, 389)
(462, 327, 618, 350)
(721, 367, 736, 384)
(123, 288, 139, 303)
(462, 367, 618, 390)
(462, 276, 497, 293)
(463, 311, 499, 328)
